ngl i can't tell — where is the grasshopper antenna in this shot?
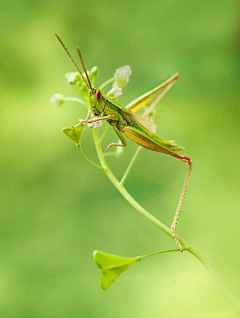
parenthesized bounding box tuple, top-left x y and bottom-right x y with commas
(77, 47, 92, 90)
(55, 34, 91, 90)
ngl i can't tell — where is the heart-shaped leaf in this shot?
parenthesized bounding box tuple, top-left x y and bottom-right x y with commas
(93, 250, 140, 290)
(62, 123, 84, 145)
(93, 248, 180, 290)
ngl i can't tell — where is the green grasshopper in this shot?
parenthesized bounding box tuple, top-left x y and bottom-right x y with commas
(55, 34, 193, 251)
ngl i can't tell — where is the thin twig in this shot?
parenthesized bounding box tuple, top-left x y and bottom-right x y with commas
(120, 146, 142, 185)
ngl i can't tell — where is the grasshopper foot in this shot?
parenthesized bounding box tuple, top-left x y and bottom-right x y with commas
(171, 225, 183, 252)
(105, 144, 112, 151)
(105, 143, 124, 151)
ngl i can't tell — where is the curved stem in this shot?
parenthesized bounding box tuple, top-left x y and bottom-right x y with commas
(138, 248, 180, 260)
(77, 144, 106, 171)
(92, 128, 205, 264)
(63, 96, 86, 107)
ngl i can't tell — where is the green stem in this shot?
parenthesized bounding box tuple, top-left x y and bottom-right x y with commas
(120, 146, 142, 185)
(138, 248, 180, 260)
(63, 96, 86, 107)
(92, 128, 204, 264)
(99, 77, 114, 90)
(73, 87, 89, 108)
(103, 151, 118, 157)
(98, 124, 110, 144)
(77, 144, 106, 171)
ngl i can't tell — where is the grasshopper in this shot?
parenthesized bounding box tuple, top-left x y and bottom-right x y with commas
(55, 34, 193, 251)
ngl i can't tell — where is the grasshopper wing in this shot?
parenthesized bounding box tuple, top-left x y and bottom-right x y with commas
(130, 112, 157, 134)
(126, 73, 179, 113)
(120, 107, 157, 134)
(122, 126, 184, 154)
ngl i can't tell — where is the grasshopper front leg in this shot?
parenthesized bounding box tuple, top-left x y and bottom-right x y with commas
(122, 126, 193, 252)
(105, 126, 127, 151)
(80, 114, 113, 125)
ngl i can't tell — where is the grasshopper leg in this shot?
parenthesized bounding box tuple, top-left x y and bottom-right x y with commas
(171, 157, 193, 252)
(81, 110, 92, 131)
(123, 126, 193, 252)
(105, 126, 127, 151)
(80, 114, 113, 125)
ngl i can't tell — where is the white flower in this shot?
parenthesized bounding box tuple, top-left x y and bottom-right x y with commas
(107, 87, 123, 99)
(113, 65, 132, 88)
(115, 139, 125, 157)
(87, 120, 103, 128)
(65, 72, 80, 84)
(50, 93, 64, 106)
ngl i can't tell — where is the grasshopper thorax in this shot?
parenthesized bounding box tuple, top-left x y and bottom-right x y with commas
(89, 88, 106, 116)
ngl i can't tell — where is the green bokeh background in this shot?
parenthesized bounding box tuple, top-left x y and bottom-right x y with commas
(1, 0, 240, 317)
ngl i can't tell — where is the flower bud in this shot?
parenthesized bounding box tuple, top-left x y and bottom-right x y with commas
(113, 65, 132, 88)
(107, 87, 123, 99)
(50, 93, 64, 106)
(65, 72, 81, 85)
(89, 66, 99, 84)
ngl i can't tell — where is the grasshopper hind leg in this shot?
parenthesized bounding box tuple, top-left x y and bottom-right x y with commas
(171, 156, 193, 252)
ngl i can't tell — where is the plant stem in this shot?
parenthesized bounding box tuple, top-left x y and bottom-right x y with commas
(138, 248, 180, 260)
(103, 151, 118, 157)
(63, 96, 86, 107)
(120, 146, 142, 185)
(77, 144, 106, 171)
(92, 128, 205, 265)
(98, 124, 110, 144)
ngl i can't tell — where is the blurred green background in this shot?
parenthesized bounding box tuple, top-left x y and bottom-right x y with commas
(1, 0, 240, 317)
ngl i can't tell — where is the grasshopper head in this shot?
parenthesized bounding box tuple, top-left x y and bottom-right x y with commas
(89, 88, 106, 116)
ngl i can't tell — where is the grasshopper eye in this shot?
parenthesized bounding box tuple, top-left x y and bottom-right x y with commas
(96, 90, 102, 100)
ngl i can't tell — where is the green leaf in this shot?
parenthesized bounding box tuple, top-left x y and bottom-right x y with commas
(93, 250, 140, 290)
(62, 123, 84, 145)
